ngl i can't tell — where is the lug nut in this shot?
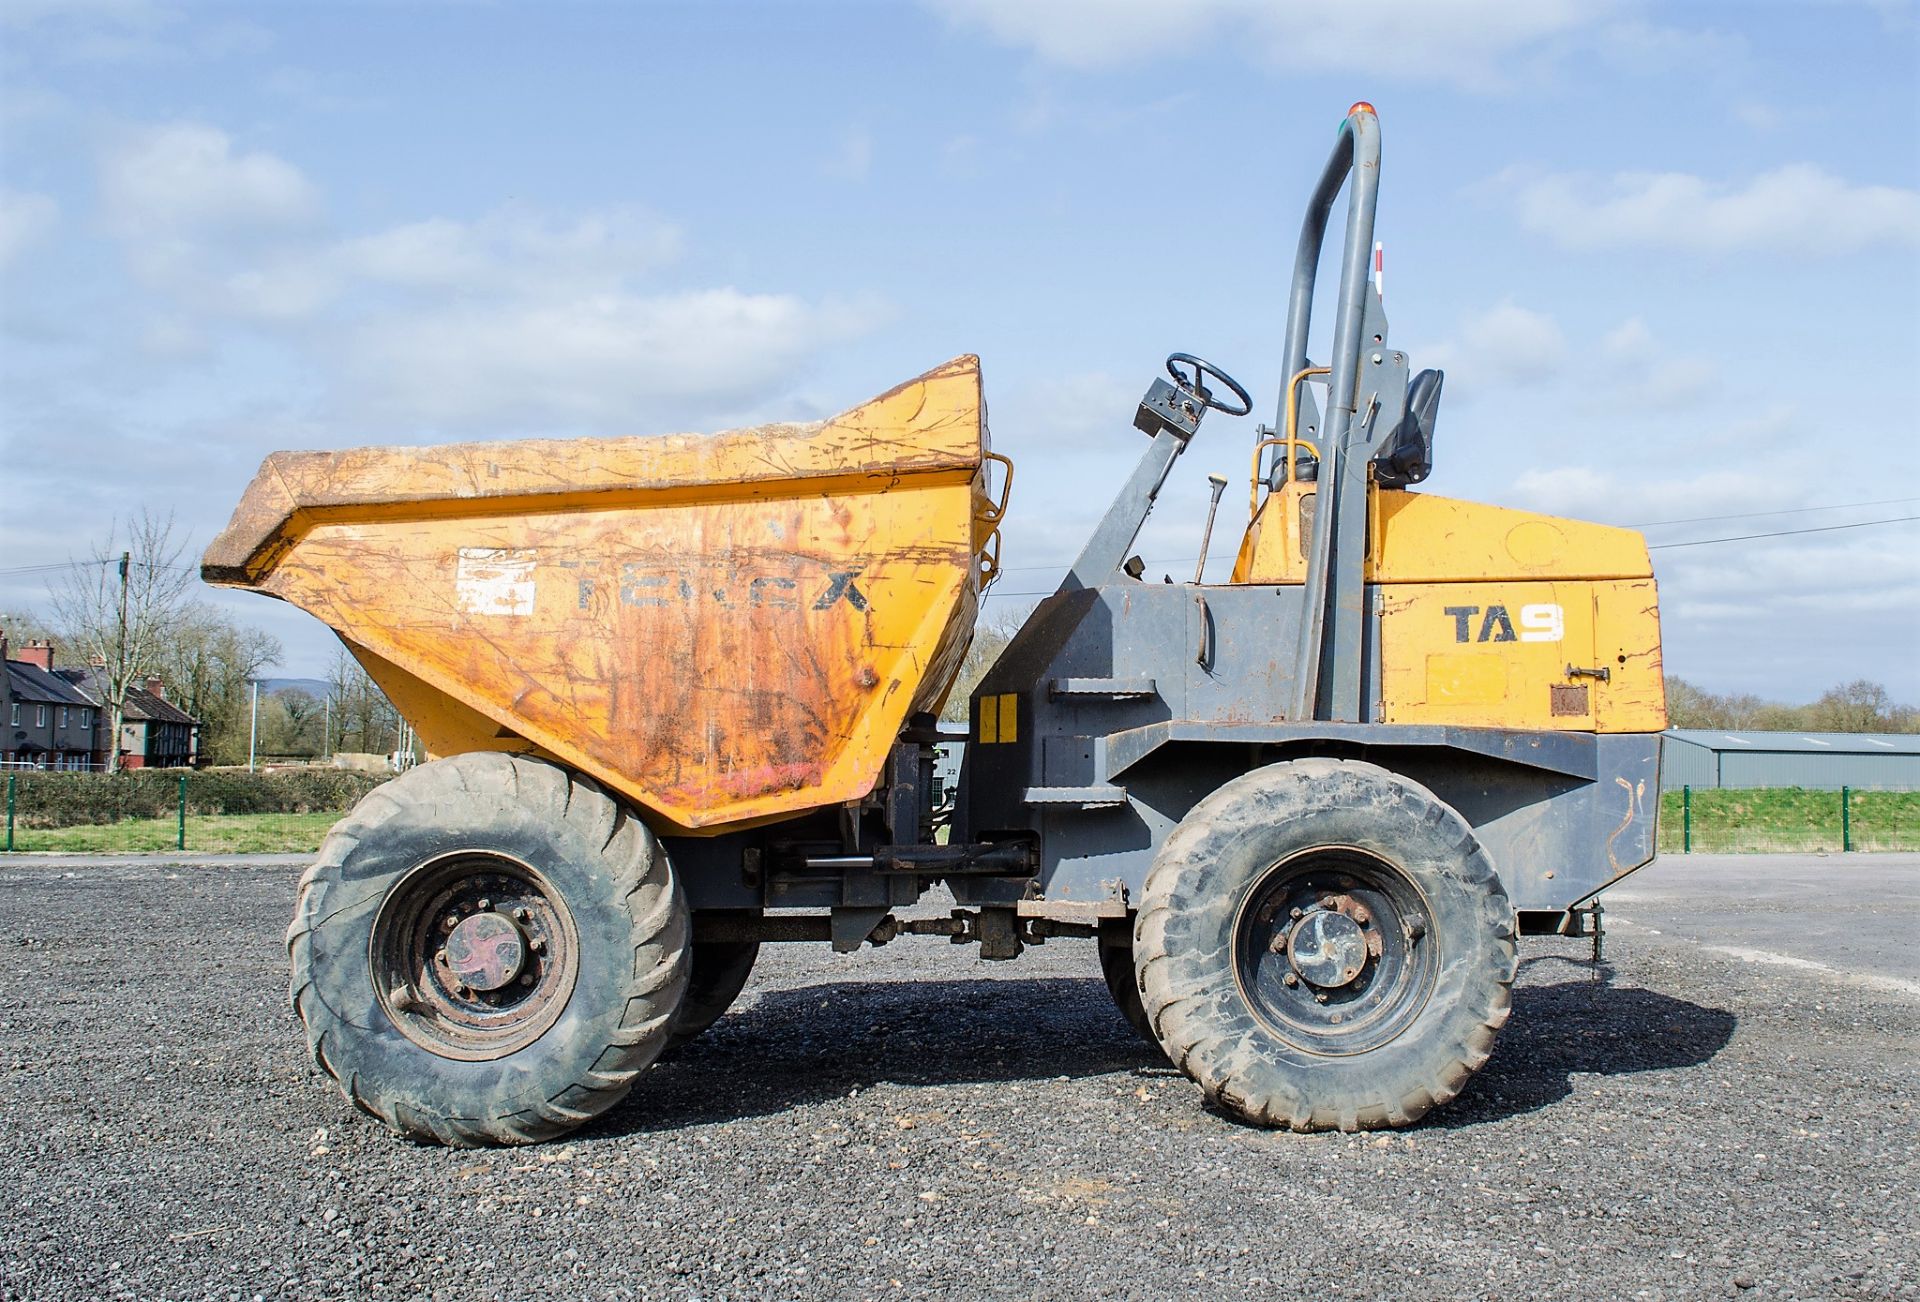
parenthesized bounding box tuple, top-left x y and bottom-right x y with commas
(477, 898, 492, 912)
(528, 937, 546, 954)
(435, 950, 450, 966)
(1314, 992, 1328, 1004)
(457, 985, 473, 999)
(442, 914, 460, 932)
(515, 908, 532, 924)
(519, 973, 535, 986)
(1352, 905, 1371, 924)
(1330, 1012, 1344, 1024)
(1320, 895, 1337, 911)
(1282, 972, 1299, 987)
(1289, 907, 1303, 919)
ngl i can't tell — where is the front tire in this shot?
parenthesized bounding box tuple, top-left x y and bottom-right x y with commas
(1136, 758, 1514, 1131)
(287, 752, 689, 1146)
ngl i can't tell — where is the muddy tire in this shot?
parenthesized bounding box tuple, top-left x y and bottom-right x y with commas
(663, 936, 760, 1055)
(287, 752, 689, 1146)
(1136, 758, 1514, 1131)
(1097, 919, 1154, 1043)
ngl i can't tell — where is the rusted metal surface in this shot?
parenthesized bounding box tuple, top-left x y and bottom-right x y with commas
(443, 912, 525, 992)
(1013, 896, 1130, 922)
(371, 851, 579, 1062)
(203, 358, 995, 833)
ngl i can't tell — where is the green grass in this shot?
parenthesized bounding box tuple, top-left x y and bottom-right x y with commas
(6, 787, 1915, 856)
(5, 810, 343, 854)
(1657, 787, 1920, 854)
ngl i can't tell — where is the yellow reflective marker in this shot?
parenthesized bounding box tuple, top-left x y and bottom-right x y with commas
(998, 693, 1018, 744)
(979, 696, 998, 744)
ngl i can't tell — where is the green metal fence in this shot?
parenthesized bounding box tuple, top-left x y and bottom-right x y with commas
(3, 770, 382, 854)
(1660, 785, 1920, 854)
(5, 772, 1917, 856)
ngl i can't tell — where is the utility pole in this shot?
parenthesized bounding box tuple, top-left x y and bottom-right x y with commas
(248, 679, 260, 772)
(111, 550, 129, 775)
(322, 692, 332, 761)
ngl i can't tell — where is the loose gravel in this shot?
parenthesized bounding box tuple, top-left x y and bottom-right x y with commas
(1, 857, 1914, 1301)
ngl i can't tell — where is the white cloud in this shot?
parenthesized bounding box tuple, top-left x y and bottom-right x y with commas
(0, 190, 58, 268)
(1424, 299, 1566, 390)
(3, 0, 271, 65)
(100, 122, 318, 239)
(994, 370, 1138, 449)
(342, 289, 887, 432)
(1599, 317, 1718, 409)
(1511, 465, 1797, 526)
(215, 256, 339, 322)
(931, 0, 1615, 86)
(823, 127, 874, 182)
(335, 208, 682, 295)
(82, 118, 888, 437)
(1506, 163, 1920, 255)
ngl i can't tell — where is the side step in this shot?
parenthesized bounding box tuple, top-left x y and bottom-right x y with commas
(1049, 677, 1157, 700)
(1023, 785, 1128, 808)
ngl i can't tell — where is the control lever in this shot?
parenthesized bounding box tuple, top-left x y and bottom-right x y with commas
(1194, 473, 1229, 584)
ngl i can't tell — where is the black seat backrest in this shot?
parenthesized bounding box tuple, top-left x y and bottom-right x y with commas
(1373, 368, 1443, 488)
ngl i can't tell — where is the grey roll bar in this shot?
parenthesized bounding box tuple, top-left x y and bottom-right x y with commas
(1285, 103, 1383, 722)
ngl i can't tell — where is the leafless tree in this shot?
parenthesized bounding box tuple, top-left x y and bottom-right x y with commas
(940, 601, 1036, 723)
(0, 608, 60, 645)
(48, 510, 196, 773)
(155, 604, 282, 764)
(327, 645, 402, 757)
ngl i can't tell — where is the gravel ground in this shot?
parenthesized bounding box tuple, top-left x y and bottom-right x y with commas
(1, 856, 1914, 1302)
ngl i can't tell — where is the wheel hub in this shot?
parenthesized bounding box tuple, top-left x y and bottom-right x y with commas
(444, 911, 526, 992)
(1287, 908, 1368, 988)
(371, 850, 580, 1061)
(1233, 846, 1438, 1055)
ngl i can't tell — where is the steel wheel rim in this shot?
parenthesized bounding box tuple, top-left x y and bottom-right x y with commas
(370, 849, 581, 1061)
(1231, 844, 1437, 1056)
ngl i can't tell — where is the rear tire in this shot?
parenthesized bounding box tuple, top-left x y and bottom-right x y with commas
(1097, 919, 1154, 1043)
(1136, 758, 1514, 1131)
(287, 752, 689, 1146)
(664, 937, 759, 1054)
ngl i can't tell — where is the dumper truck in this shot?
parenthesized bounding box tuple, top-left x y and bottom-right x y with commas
(204, 103, 1665, 1146)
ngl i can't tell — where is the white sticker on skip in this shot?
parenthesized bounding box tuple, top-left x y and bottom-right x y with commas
(455, 547, 537, 616)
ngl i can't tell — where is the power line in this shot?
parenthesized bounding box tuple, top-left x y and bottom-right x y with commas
(1647, 515, 1918, 550)
(0, 558, 117, 578)
(983, 513, 1919, 595)
(1629, 496, 1919, 529)
(0, 557, 200, 579)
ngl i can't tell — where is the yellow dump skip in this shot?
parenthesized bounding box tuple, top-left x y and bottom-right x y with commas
(203, 357, 993, 833)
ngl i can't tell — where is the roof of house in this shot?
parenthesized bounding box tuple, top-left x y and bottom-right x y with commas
(58, 668, 199, 725)
(121, 685, 197, 726)
(1664, 728, 1920, 756)
(5, 660, 100, 709)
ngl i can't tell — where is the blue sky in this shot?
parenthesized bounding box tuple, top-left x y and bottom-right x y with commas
(2, 0, 1916, 701)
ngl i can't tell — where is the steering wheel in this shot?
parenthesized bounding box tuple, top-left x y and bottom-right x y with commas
(1166, 353, 1253, 417)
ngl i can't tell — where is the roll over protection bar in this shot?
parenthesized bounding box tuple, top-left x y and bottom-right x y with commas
(1285, 103, 1383, 723)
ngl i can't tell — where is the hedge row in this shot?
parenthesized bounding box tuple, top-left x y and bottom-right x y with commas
(4, 768, 392, 828)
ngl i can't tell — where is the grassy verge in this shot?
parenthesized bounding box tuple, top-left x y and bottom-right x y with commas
(1657, 787, 1920, 854)
(6, 811, 342, 855)
(7, 788, 1914, 856)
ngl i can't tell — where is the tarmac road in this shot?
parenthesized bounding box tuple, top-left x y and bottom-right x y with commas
(1604, 853, 1920, 994)
(0, 852, 1914, 1301)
